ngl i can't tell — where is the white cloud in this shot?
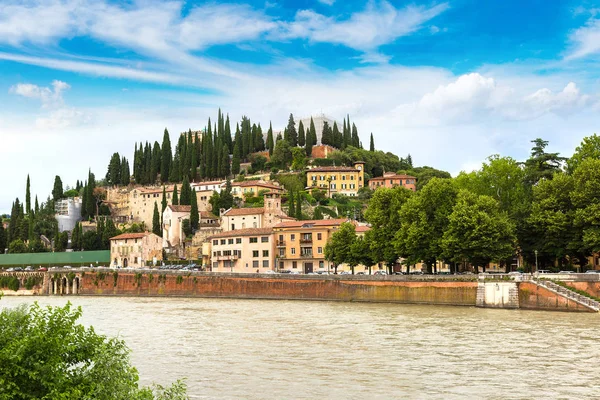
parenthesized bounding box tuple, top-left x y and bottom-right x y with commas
(317, 0, 336, 5)
(9, 80, 70, 108)
(280, 1, 449, 51)
(566, 18, 600, 59)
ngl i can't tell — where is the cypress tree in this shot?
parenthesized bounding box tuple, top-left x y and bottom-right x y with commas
(216, 138, 224, 178)
(351, 123, 360, 148)
(286, 114, 297, 147)
(0, 217, 6, 253)
(221, 145, 230, 177)
(309, 117, 317, 145)
(224, 114, 233, 153)
(52, 176, 63, 201)
(152, 202, 161, 237)
(25, 175, 31, 214)
(161, 128, 172, 183)
(255, 123, 265, 152)
(321, 122, 331, 146)
(305, 127, 314, 157)
(313, 207, 323, 220)
(103, 218, 118, 248)
(180, 176, 191, 206)
(144, 142, 153, 184)
(86, 170, 96, 218)
(172, 185, 179, 206)
(34, 196, 39, 215)
(161, 186, 167, 212)
(283, 127, 289, 144)
(152, 141, 161, 183)
(295, 192, 302, 220)
(191, 141, 198, 181)
(333, 122, 342, 149)
(190, 188, 199, 231)
(212, 123, 219, 174)
(266, 122, 274, 156)
(369, 133, 375, 152)
(298, 120, 305, 147)
(288, 192, 295, 218)
(120, 157, 130, 185)
(232, 142, 241, 175)
(276, 132, 282, 142)
(241, 117, 250, 158)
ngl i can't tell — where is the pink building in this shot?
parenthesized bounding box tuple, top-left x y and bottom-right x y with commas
(368, 172, 417, 191)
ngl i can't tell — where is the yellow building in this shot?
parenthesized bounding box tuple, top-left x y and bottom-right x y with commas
(273, 218, 347, 273)
(208, 227, 275, 273)
(229, 180, 285, 199)
(109, 232, 163, 268)
(306, 162, 365, 197)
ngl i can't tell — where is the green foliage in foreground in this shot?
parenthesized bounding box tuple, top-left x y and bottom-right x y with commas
(0, 302, 188, 400)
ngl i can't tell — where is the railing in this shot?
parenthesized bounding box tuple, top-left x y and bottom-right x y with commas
(216, 254, 239, 261)
(535, 279, 600, 311)
(300, 253, 314, 258)
(300, 238, 313, 244)
(276, 241, 286, 247)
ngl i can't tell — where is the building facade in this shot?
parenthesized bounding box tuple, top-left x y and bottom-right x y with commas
(306, 162, 366, 197)
(55, 197, 82, 232)
(220, 193, 289, 231)
(273, 219, 347, 273)
(208, 228, 275, 273)
(229, 180, 285, 199)
(162, 205, 191, 249)
(109, 232, 163, 268)
(368, 172, 417, 192)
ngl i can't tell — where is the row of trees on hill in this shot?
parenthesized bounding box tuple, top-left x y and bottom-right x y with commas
(326, 135, 600, 273)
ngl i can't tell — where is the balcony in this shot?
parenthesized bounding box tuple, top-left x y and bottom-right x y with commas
(216, 254, 239, 261)
(300, 238, 313, 244)
(276, 240, 286, 247)
(300, 253, 314, 258)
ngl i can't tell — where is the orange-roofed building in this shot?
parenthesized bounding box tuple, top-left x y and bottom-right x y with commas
(229, 180, 285, 199)
(306, 162, 365, 197)
(368, 172, 417, 192)
(220, 192, 290, 231)
(208, 227, 275, 273)
(109, 232, 162, 268)
(273, 218, 348, 273)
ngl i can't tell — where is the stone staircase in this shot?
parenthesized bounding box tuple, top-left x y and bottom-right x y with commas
(534, 279, 600, 312)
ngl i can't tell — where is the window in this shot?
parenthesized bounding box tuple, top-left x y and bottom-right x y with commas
(263, 250, 269, 257)
(236, 238, 242, 244)
(317, 233, 322, 240)
(134, 257, 138, 264)
(292, 261, 297, 269)
(212, 262, 218, 269)
(279, 249, 285, 256)
(250, 237, 258, 243)
(253, 250, 259, 257)
(263, 260, 269, 268)
(231, 224, 235, 230)
(319, 261, 324, 269)
(279, 234, 284, 242)
(280, 261, 284, 268)
(253, 260, 259, 268)
(291, 248, 296, 255)
(261, 236, 269, 243)
(213, 240, 218, 246)
(291, 234, 296, 241)
(220, 239, 226, 245)
(318, 247, 323, 254)
(228, 239, 234, 244)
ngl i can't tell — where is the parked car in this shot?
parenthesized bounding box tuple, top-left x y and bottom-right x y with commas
(6, 268, 15, 272)
(374, 270, 387, 276)
(356, 272, 365, 275)
(38, 267, 48, 272)
(25, 266, 33, 271)
(63, 265, 72, 269)
(394, 272, 404, 275)
(14, 267, 23, 272)
(558, 271, 574, 274)
(263, 270, 276, 274)
(585, 270, 600, 274)
(410, 271, 425, 275)
(537, 270, 551, 274)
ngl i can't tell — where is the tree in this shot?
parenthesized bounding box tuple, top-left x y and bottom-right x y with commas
(0, 303, 188, 399)
(306, 117, 316, 156)
(298, 120, 305, 147)
(179, 176, 191, 206)
(172, 185, 178, 206)
(25, 174, 31, 214)
(8, 239, 27, 254)
(0, 219, 6, 253)
(523, 138, 566, 186)
(364, 186, 413, 273)
(287, 192, 295, 217)
(369, 133, 375, 152)
(286, 113, 297, 146)
(567, 133, 600, 174)
(291, 147, 307, 171)
(190, 188, 199, 231)
(395, 178, 458, 273)
(325, 222, 357, 273)
(232, 142, 241, 175)
(106, 152, 122, 185)
(161, 128, 172, 183)
(221, 145, 230, 177)
(152, 202, 161, 237)
(572, 159, 600, 256)
(266, 122, 274, 156)
(295, 192, 303, 220)
(313, 207, 324, 220)
(52, 176, 63, 201)
(120, 157, 131, 185)
(442, 190, 516, 272)
(182, 219, 192, 238)
(161, 186, 167, 213)
(271, 140, 292, 170)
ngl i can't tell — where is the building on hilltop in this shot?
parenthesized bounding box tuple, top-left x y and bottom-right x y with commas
(368, 172, 417, 192)
(55, 197, 82, 232)
(208, 227, 275, 273)
(297, 113, 339, 145)
(162, 204, 191, 251)
(229, 180, 284, 200)
(306, 161, 365, 197)
(310, 144, 337, 159)
(220, 192, 291, 231)
(273, 218, 348, 273)
(109, 232, 162, 268)
(180, 130, 203, 143)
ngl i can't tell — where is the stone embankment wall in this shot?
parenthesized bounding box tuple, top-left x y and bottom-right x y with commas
(77, 272, 478, 305)
(563, 281, 600, 298)
(518, 282, 594, 312)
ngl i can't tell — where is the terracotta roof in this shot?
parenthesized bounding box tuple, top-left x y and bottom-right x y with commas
(355, 225, 371, 233)
(274, 218, 348, 229)
(222, 207, 264, 216)
(208, 227, 273, 239)
(231, 181, 283, 189)
(200, 211, 218, 219)
(308, 166, 359, 173)
(168, 205, 191, 212)
(110, 232, 152, 240)
(370, 174, 416, 181)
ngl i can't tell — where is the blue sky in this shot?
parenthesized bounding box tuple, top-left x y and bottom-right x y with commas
(1, 0, 600, 213)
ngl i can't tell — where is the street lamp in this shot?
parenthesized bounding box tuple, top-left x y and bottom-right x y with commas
(534, 250, 538, 275)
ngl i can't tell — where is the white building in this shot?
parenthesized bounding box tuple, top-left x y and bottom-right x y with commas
(297, 114, 339, 145)
(55, 197, 82, 232)
(162, 205, 191, 249)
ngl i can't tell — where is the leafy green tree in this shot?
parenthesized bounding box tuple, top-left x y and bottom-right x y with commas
(325, 222, 357, 273)
(102, 218, 119, 249)
(0, 303, 188, 399)
(25, 174, 31, 214)
(180, 176, 191, 206)
(295, 192, 303, 220)
(523, 138, 566, 186)
(395, 178, 458, 273)
(352, 236, 375, 274)
(572, 159, 600, 255)
(287, 192, 295, 218)
(52, 176, 63, 201)
(161, 128, 172, 183)
(364, 187, 413, 272)
(82, 230, 102, 251)
(298, 120, 305, 147)
(567, 133, 600, 174)
(182, 219, 192, 238)
(271, 140, 292, 170)
(442, 190, 516, 272)
(190, 189, 199, 231)
(291, 147, 307, 171)
(8, 239, 27, 254)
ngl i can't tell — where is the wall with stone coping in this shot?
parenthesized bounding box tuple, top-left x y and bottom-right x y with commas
(76, 272, 478, 305)
(518, 282, 595, 312)
(563, 281, 600, 299)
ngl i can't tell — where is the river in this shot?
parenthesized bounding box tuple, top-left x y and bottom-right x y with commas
(1, 296, 598, 399)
